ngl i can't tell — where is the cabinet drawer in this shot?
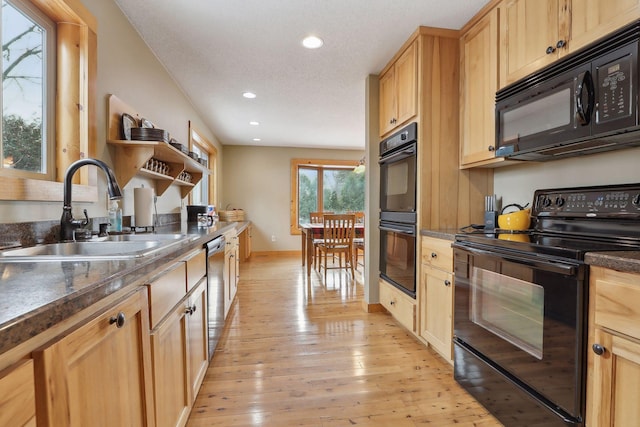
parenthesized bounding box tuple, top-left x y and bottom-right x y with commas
(184, 248, 206, 291)
(147, 262, 187, 329)
(592, 267, 640, 339)
(421, 237, 453, 271)
(380, 279, 416, 332)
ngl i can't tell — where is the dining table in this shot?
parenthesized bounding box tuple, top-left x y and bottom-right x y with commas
(300, 222, 365, 277)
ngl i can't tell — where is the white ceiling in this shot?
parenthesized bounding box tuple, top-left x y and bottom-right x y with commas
(114, 0, 490, 150)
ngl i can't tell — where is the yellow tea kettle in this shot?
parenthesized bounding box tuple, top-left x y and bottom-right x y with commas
(497, 203, 531, 231)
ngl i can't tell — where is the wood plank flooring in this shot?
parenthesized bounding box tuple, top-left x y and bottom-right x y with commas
(187, 253, 502, 426)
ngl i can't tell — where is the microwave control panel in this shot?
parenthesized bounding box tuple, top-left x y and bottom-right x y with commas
(596, 50, 633, 124)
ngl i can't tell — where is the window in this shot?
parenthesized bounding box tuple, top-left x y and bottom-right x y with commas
(0, 0, 97, 201)
(1, 0, 55, 178)
(189, 122, 217, 207)
(290, 158, 364, 234)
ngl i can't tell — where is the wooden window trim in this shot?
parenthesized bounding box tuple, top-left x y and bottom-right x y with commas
(289, 158, 358, 235)
(0, 0, 98, 202)
(189, 122, 217, 206)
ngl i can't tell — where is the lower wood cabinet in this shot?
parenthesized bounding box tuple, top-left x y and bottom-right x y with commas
(33, 288, 155, 427)
(224, 231, 240, 319)
(151, 269, 208, 427)
(379, 278, 416, 333)
(587, 266, 640, 426)
(0, 359, 36, 426)
(419, 236, 454, 363)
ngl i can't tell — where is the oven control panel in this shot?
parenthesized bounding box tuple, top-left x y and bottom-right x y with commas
(533, 184, 640, 217)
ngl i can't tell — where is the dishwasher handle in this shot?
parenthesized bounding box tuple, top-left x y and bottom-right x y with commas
(206, 236, 226, 253)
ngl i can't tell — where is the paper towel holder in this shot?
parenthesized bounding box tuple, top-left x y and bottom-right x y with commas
(133, 185, 156, 233)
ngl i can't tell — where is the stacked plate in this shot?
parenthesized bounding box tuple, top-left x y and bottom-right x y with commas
(130, 127, 170, 143)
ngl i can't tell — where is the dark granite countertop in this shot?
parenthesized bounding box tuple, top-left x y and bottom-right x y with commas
(585, 251, 640, 274)
(0, 220, 247, 356)
(420, 228, 458, 241)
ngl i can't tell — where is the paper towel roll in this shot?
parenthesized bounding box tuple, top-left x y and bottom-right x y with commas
(134, 187, 154, 227)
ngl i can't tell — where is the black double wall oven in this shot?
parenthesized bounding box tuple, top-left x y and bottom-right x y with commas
(379, 122, 418, 298)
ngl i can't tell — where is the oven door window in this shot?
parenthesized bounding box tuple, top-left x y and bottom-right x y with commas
(379, 144, 416, 212)
(380, 228, 416, 297)
(470, 267, 544, 359)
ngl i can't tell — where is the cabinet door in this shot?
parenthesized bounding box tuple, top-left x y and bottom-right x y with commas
(460, 9, 499, 166)
(570, 0, 640, 53)
(499, 0, 567, 88)
(186, 279, 208, 400)
(151, 301, 190, 427)
(590, 328, 640, 426)
(0, 359, 35, 426)
(394, 42, 418, 128)
(34, 289, 154, 427)
(419, 267, 453, 362)
(379, 68, 397, 136)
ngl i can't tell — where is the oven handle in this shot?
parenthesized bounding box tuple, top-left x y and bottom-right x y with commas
(379, 224, 415, 235)
(456, 245, 577, 275)
(378, 144, 416, 165)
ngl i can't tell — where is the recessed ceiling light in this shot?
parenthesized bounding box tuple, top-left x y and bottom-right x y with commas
(249, 121, 260, 126)
(302, 35, 323, 49)
(252, 138, 261, 142)
(243, 92, 256, 99)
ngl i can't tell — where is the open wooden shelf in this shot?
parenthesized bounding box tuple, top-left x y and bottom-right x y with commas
(107, 95, 208, 198)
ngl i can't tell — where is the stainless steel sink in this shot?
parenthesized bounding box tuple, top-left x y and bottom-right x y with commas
(0, 235, 194, 262)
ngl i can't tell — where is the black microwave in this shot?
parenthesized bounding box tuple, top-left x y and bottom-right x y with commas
(496, 20, 640, 161)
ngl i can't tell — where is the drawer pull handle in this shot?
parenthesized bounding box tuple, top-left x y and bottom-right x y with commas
(109, 312, 126, 328)
(431, 252, 437, 258)
(389, 300, 395, 306)
(444, 280, 451, 287)
(592, 343, 605, 356)
(185, 305, 197, 315)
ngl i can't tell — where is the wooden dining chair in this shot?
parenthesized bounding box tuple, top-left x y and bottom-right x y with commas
(348, 212, 365, 269)
(317, 214, 356, 281)
(310, 211, 332, 270)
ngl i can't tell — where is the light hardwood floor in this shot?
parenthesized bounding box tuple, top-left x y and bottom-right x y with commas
(187, 253, 502, 426)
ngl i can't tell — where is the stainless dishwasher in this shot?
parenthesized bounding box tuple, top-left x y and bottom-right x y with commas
(206, 235, 225, 360)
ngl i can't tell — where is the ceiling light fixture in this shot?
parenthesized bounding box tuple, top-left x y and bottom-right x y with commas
(302, 35, 323, 49)
(252, 138, 261, 142)
(353, 156, 365, 174)
(242, 92, 256, 99)
(249, 121, 260, 126)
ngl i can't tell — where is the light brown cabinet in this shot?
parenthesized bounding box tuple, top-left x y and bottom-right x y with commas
(33, 288, 155, 427)
(419, 236, 454, 363)
(379, 41, 418, 136)
(460, 8, 502, 167)
(499, 0, 569, 88)
(499, 0, 640, 89)
(379, 278, 416, 333)
(186, 280, 208, 401)
(587, 266, 640, 426)
(0, 359, 36, 426)
(224, 231, 240, 319)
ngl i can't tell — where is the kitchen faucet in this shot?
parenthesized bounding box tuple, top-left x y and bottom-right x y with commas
(60, 158, 123, 242)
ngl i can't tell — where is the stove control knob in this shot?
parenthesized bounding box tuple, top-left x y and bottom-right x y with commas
(632, 194, 640, 207)
(555, 197, 565, 207)
(541, 196, 552, 208)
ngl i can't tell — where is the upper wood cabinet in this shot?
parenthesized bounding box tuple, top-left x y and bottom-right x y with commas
(379, 42, 418, 136)
(499, 0, 640, 89)
(570, 0, 640, 53)
(499, 0, 569, 88)
(460, 8, 501, 167)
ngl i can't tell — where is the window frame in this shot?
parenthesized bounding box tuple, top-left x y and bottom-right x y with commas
(1, 0, 56, 180)
(289, 158, 359, 235)
(0, 0, 98, 202)
(189, 121, 217, 207)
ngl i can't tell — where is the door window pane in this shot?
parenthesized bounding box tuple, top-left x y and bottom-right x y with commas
(470, 267, 544, 359)
(298, 168, 318, 224)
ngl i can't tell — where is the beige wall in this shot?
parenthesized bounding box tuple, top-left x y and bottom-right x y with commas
(221, 145, 364, 252)
(0, 0, 221, 222)
(494, 146, 640, 208)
